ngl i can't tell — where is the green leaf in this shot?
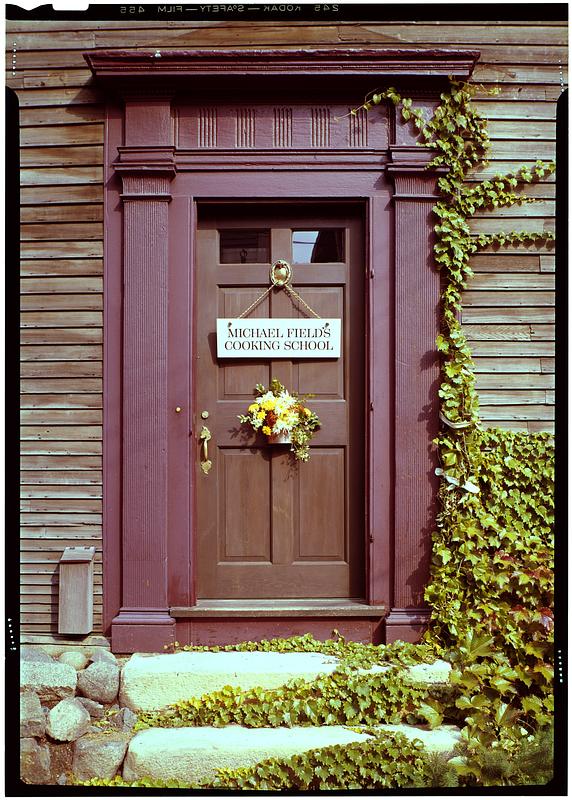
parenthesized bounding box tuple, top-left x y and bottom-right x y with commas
(417, 702, 444, 729)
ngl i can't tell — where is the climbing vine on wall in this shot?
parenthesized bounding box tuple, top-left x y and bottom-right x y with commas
(348, 82, 556, 759)
(353, 81, 555, 456)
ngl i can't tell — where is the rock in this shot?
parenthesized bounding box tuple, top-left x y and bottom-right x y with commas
(87, 725, 102, 734)
(57, 774, 67, 785)
(20, 691, 46, 738)
(59, 651, 89, 671)
(77, 661, 120, 704)
(90, 650, 118, 666)
(20, 645, 54, 663)
(76, 697, 105, 719)
(20, 738, 51, 784)
(21, 661, 77, 703)
(73, 731, 131, 782)
(118, 707, 138, 733)
(33, 639, 111, 659)
(46, 698, 91, 742)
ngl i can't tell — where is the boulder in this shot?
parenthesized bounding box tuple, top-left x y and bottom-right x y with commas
(20, 738, 51, 784)
(72, 731, 131, 782)
(46, 698, 91, 742)
(21, 661, 77, 703)
(90, 650, 118, 666)
(59, 651, 89, 671)
(20, 691, 46, 738)
(77, 661, 120, 704)
(76, 697, 105, 719)
(20, 645, 54, 663)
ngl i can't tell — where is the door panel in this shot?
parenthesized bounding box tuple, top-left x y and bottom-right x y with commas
(195, 205, 364, 599)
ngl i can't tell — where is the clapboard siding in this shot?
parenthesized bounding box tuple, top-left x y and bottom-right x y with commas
(9, 18, 564, 640)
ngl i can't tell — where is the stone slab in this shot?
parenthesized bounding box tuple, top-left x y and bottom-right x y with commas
(22, 639, 111, 657)
(377, 724, 462, 753)
(123, 723, 462, 785)
(20, 645, 55, 663)
(20, 738, 51, 785)
(21, 661, 77, 703)
(362, 659, 451, 685)
(123, 725, 372, 784)
(119, 651, 339, 711)
(406, 660, 452, 685)
(20, 691, 46, 738)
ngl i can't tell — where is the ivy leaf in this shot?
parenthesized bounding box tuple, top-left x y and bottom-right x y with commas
(494, 702, 519, 727)
(459, 631, 496, 661)
(417, 702, 444, 729)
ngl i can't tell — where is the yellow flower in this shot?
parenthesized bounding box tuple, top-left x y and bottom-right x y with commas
(303, 407, 312, 417)
(248, 403, 259, 413)
(262, 399, 276, 411)
(262, 426, 272, 436)
(257, 411, 266, 421)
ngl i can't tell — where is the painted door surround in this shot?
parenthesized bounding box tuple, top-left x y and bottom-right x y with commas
(86, 48, 478, 653)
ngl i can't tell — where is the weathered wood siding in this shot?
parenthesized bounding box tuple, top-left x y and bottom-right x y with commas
(8, 18, 565, 639)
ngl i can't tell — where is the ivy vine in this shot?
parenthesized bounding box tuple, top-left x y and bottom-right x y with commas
(166, 629, 438, 668)
(356, 81, 554, 446)
(135, 665, 441, 731)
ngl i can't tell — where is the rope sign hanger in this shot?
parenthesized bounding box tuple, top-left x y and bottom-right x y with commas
(237, 260, 321, 320)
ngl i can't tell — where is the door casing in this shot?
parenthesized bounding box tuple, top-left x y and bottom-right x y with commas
(91, 47, 479, 651)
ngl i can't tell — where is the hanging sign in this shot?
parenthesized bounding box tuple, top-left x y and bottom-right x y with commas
(217, 318, 341, 359)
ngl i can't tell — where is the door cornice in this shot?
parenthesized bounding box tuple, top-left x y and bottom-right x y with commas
(85, 47, 479, 83)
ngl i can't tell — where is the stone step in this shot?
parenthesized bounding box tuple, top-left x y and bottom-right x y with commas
(123, 724, 462, 785)
(119, 651, 451, 712)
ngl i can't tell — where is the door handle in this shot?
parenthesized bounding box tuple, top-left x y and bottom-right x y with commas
(199, 425, 212, 475)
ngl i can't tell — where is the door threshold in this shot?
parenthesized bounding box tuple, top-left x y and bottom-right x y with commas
(171, 599, 386, 618)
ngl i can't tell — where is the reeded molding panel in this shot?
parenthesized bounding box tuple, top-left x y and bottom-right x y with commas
(177, 103, 388, 151)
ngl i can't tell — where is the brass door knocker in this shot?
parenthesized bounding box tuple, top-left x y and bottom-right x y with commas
(270, 259, 292, 287)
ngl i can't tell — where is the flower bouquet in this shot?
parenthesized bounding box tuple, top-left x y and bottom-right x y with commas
(238, 378, 321, 462)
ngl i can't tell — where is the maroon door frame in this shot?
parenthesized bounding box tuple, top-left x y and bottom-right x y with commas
(87, 48, 478, 652)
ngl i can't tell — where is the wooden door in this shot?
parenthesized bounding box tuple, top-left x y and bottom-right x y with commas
(195, 205, 365, 599)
